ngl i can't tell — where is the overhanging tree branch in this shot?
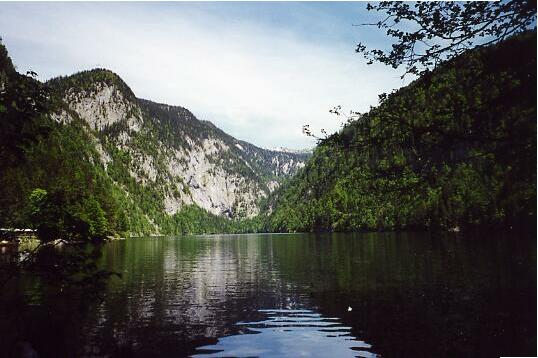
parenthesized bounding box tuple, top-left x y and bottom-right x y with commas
(356, 1, 536, 75)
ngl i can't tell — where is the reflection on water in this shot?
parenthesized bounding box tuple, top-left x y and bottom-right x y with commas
(194, 309, 376, 357)
(0, 232, 535, 357)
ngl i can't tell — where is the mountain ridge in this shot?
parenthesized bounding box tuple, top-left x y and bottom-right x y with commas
(0, 46, 310, 236)
(49, 68, 312, 156)
(48, 67, 310, 220)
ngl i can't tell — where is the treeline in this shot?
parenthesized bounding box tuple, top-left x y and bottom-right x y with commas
(267, 31, 536, 232)
(159, 205, 265, 235)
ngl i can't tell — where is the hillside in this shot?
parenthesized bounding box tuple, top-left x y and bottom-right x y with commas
(0, 45, 309, 237)
(47, 69, 308, 219)
(267, 31, 537, 232)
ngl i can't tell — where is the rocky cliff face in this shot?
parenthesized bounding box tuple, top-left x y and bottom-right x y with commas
(47, 69, 309, 220)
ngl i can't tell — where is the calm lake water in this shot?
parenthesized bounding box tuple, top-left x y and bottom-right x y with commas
(1, 232, 536, 357)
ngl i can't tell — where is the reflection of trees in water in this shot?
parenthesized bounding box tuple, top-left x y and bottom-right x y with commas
(269, 232, 536, 358)
(78, 232, 536, 357)
(0, 242, 118, 358)
(80, 235, 306, 357)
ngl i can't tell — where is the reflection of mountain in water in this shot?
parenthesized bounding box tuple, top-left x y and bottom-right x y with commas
(194, 309, 377, 357)
(81, 235, 317, 357)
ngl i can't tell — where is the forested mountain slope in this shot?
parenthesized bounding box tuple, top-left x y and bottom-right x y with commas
(48, 69, 308, 219)
(267, 31, 536, 232)
(0, 42, 309, 237)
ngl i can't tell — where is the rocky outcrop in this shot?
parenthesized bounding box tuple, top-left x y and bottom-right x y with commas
(49, 69, 310, 221)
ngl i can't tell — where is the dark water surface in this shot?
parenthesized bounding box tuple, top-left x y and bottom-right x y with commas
(1, 232, 536, 357)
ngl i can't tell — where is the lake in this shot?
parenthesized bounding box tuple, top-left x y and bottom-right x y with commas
(1, 232, 536, 357)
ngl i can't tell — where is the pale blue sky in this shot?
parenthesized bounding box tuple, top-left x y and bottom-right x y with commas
(0, 2, 407, 149)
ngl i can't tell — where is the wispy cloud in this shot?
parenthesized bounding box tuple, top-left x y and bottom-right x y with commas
(0, 2, 406, 149)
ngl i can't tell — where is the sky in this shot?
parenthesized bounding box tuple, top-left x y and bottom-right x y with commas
(0, 2, 409, 150)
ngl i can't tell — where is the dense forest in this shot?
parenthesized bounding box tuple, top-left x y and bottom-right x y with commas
(267, 31, 536, 232)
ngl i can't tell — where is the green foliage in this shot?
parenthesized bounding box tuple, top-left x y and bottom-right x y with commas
(158, 204, 265, 235)
(0, 44, 127, 241)
(357, 1, 536, 75)
(0, 54, 52, 167)
(269, 31, 536, 232)
(0, 117, 125, 241)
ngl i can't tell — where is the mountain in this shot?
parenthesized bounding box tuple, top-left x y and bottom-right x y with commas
(47, 69, 309, 219)
(270, 147, 313, 155)
(267, 31, 536, 232)
(0, 44, 309, 237)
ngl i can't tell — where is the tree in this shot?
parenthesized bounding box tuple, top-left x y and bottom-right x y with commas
(0, 40, 52, 167)
(27, 188, 64, 243)
(356, 1, 536, 75)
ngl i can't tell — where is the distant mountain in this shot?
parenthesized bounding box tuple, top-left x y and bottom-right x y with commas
(270, 146, 313, 155)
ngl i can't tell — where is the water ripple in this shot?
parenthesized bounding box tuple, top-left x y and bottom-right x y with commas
(193, 309, 377, 357)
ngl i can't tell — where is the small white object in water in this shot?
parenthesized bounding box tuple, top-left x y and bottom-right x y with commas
(348, 306, 352, 312)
